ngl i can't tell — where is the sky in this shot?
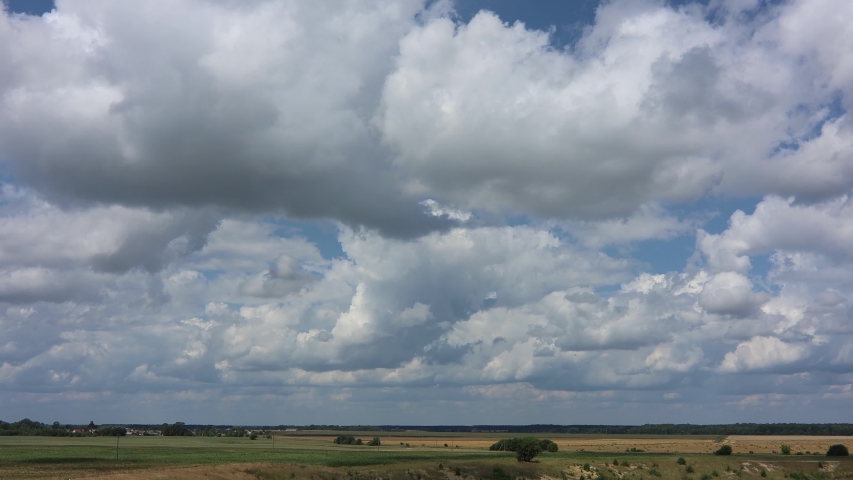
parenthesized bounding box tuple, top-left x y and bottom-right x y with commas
(0, 0, 852, 426)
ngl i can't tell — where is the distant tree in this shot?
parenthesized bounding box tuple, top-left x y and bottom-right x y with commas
(334, 435, 359, 445)
(202, 427, 217, 437)
(677, 457, 687, 465)
(715, 445, 732, 456)
(367, 436, 381, 446)
(514, 437, 543, 462)
(539, 439, 558, 452)
(161, 422, 192, 436)
(780, 444, 791, 455)
(490, 437, 555, 458)
(827, 444, 849, 456)
(250, 432, 258, 440)
(97, 426, 126, 437)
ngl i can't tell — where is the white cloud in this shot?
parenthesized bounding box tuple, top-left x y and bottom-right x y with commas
(719, 336, 810, 372)
(699, 272, 768, 316)
(0, 0, 853, 423)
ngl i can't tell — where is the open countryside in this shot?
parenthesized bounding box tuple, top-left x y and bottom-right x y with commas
(1, 430, 852, 479)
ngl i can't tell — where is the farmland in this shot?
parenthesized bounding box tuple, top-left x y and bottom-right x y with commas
(0, 433, 852, 479)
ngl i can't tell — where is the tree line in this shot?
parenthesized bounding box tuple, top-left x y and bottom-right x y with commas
(0, 419, 126, 437)
(7, 419, 853, 436)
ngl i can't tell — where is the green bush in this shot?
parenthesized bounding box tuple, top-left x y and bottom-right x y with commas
(492, 466, 512, 480)
(781, 444, 791, 455)
(366, 437, 381, 447)
(488, 437, 545, 462)
(334, 435, 359, 445)
(677, 457, 687, 465)
(827, 444, 849, 456)
(714, 445, 732, 455)
(686, 466, 695, 473)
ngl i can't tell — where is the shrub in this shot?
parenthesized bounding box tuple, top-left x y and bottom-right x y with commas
(827, 444, 849, 456)
(583, 463, 590, 472)
(489, 437, 545, 462)
(781, 444, 791, 455)
(249, 432, 258, 440)
(492, 466, 512, 480)
(540, 439, 559, 452)
(715, 445, 732, 456)
(677, 457, 687, 465)
(760, 468, 766, 478)
(367, 437, 381, 447)
(686, 466, 695, 473)
(334, 435, 358, 445)
(613, 459, 619, 466)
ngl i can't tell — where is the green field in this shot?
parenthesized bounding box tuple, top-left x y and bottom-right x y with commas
(0, 435, 851, 480)
(0, 435, 516, 478)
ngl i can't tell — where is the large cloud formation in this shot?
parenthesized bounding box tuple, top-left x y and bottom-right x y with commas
(1, 0, 853, 424)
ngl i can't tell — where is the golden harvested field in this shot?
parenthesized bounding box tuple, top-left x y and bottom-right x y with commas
(726, 435, 853, 455)
(297, 433, 853, 455)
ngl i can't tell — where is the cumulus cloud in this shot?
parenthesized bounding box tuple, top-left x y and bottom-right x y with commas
(1, 0, 853, 423)
(719, 336, 810, 373)
(379, 0, 852, 218)
(699, 272, 768, 317)
(0, 0, 450, 237)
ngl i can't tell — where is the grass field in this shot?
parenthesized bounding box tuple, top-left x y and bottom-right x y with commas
(0, 434, 852, 479)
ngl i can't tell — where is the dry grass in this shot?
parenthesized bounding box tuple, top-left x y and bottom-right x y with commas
(302, 434, 853, 454)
